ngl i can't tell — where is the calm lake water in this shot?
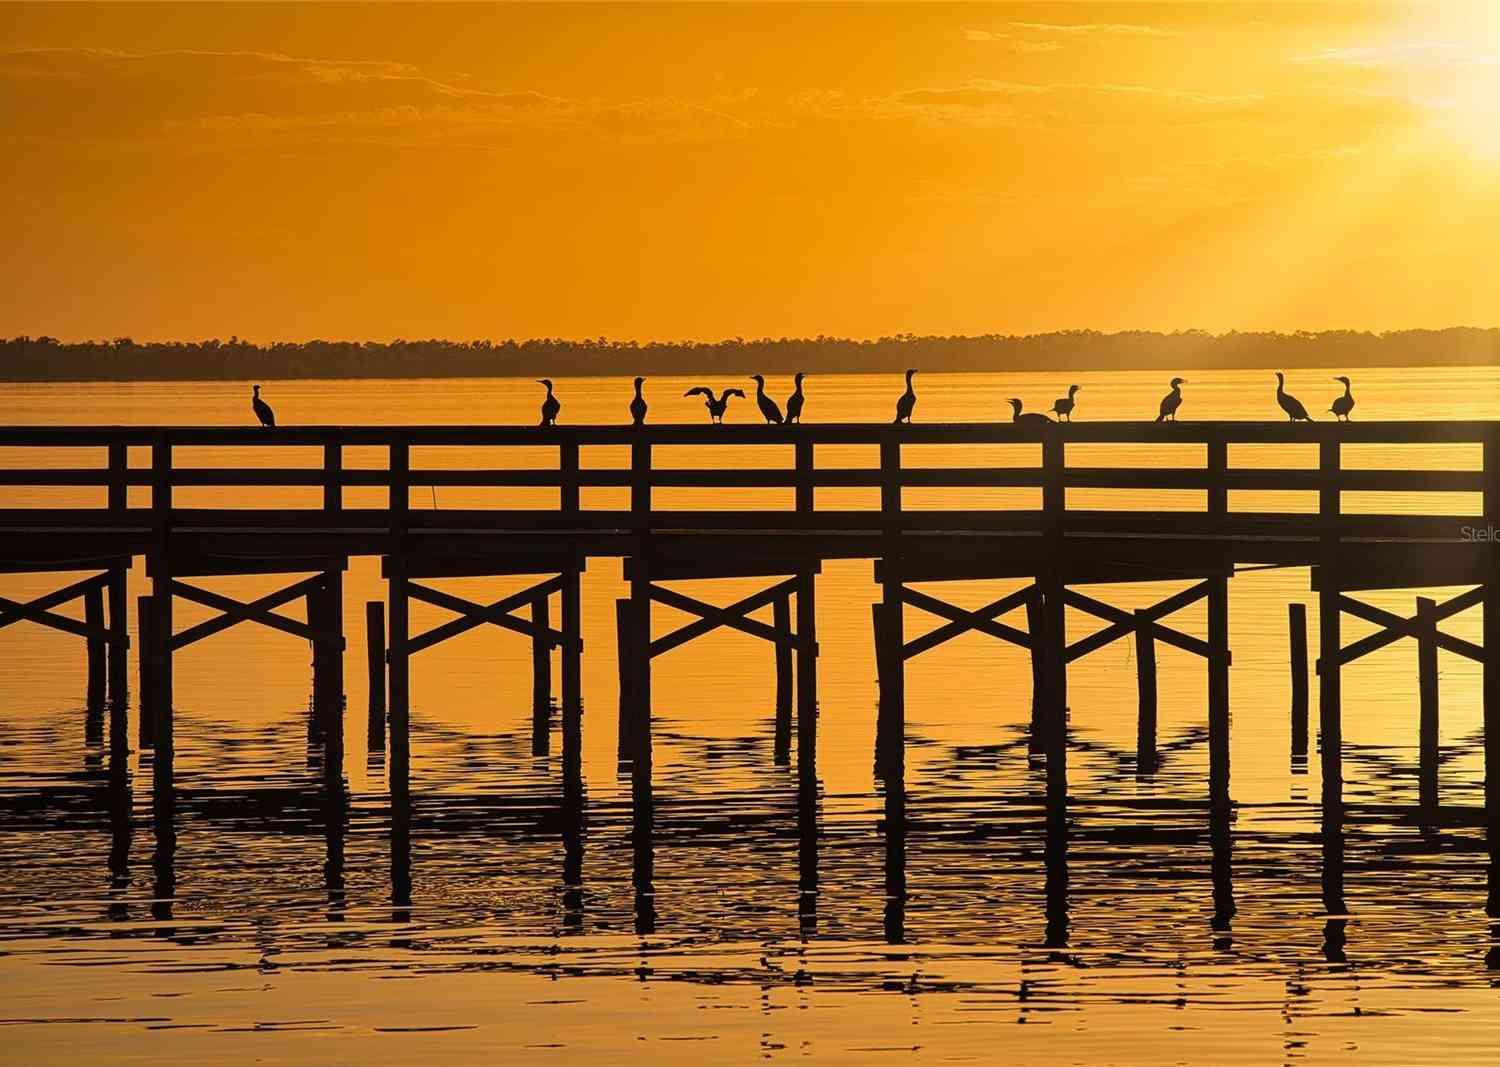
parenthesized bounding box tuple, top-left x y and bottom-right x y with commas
(1, 367, 1498, 1064)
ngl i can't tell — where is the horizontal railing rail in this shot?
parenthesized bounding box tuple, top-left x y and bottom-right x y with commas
(0, 422, 1494, 533)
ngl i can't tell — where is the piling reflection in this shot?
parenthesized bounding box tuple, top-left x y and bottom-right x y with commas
(882, 774, 907, 945)
(561, 703, 585, 931)
(798, 766, 819, 937)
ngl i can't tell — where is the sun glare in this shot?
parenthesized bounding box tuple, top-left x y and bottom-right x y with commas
(1409, 5, 1500, 160)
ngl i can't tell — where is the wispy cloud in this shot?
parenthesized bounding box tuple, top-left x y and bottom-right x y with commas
(1008, 22, 1180, 39)
(1295, 42, 1498, 68)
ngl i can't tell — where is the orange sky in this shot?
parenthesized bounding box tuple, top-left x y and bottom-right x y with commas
(2, 2, 1499, 343)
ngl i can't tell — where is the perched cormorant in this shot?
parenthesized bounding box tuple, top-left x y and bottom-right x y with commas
(1275, 372, 1313, 422)
(786, 373, 807, 424)
(630, 376, 648, 426)
(684, 386, 745, 424)
(1051, 384, 1081, 422)
(1329, 376, 1355, 422)
(750, 375, 784, 425)
(1008, 398, 1054, 427)
(1155, 378, 1186, 422)
(251, 384, 275, 428)
(893, 369, 918, 424)
(537, 379, 561, 427)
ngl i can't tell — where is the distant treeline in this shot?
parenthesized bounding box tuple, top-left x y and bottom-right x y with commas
(2, 329, 1497, 382)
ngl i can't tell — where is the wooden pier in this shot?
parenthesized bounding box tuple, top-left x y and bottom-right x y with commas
(2, 419, 1496, 905)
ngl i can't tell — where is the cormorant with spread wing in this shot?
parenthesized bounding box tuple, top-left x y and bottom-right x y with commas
(684, 386, 745, 424)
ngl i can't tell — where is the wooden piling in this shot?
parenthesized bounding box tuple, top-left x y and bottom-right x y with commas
(136, 595, 155, 747)
(366, 600, 386, 749)
(1289, 603, 1309, 758)
(1040, 579, 1068, 806)
(774, 593, 793, 764)
(1208, 573, 1230, 811)
(1027, 591, 1045, 743)
(107, 565, 128, 709)
(1418, 595, 1440, 813)
(1318, 437, 1343, 816)
(532, 592, 553, 712)
(629, 559, 652, 772)
(796, 569, 818, 778)
(615, 597, 633, 764)
(85, 584, 106, 711)
(1486, 430, 1499, 916)
(876, 584, 905, 777)
(561, 566, 582, 712)
(1134, 608, 1157, 775)
(387, 566, 410, 775)
(148, 573, 173, 764)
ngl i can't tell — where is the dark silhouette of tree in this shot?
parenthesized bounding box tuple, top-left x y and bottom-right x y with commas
(1, 329, 1495, 383)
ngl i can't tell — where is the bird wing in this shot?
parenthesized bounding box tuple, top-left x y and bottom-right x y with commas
(684, 387, 709, 398)
(725, 388, 746, 399)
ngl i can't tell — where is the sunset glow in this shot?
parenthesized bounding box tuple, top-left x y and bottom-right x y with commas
(2, 3, 1498, 341)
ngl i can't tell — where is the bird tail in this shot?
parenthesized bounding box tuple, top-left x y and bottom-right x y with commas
(1154, 413, 1165, 423)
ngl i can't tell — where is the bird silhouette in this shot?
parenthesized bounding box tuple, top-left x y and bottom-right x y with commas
(750, 375, 784, 424)
(1051, 384, 1081, 422)
(1008, 398, 1054, 426)
(251, 384, 275, 428)
(786, 372, 807, 424)
(684, 386, 745, 424)
(630, 376, 648, 426)
(893, 369, 917, 424)
(537, 379, 560, 427)
(1275, 372, 1313, 422)
(1329, 376, 1355, 422)
(1155, 378, 1186, 422)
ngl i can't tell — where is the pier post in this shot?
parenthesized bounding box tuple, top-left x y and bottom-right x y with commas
(136, 595, 155, 747)
(531, 591, 553, 712)
(796, 568, 818, 778)
(1318, 437, 1343, 817)
(1483, 430, 1498, 915)
(1417, 596, 1440, 814)
(107, 564, 128, 709)
(875, 590, 904, 776)
(561, 565, 582, 713)
(615, 598, 633, 765)
(388, 565, 410, 775)
(310, 571, 344, 748)
(1028, 591, 1045, 745)
(85, 583, 106, 712)
(148, 571, 173, 766)
(531, 591, 552, 757)
(366, 601, 386, 749)
(1134, 608, 1157, 775)
(388, 441, 411, 779)
(1289, 603, 1309, 762)
(877, 435, 904, 778)
(1040, 578, 1068, 806)
(630, 562, 652, 770)
(1208, 572, 1230, 811)
(774, 593, 793, 764)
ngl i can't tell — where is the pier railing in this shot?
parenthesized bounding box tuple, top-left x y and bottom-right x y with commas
(0, 422, 1495, 538)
